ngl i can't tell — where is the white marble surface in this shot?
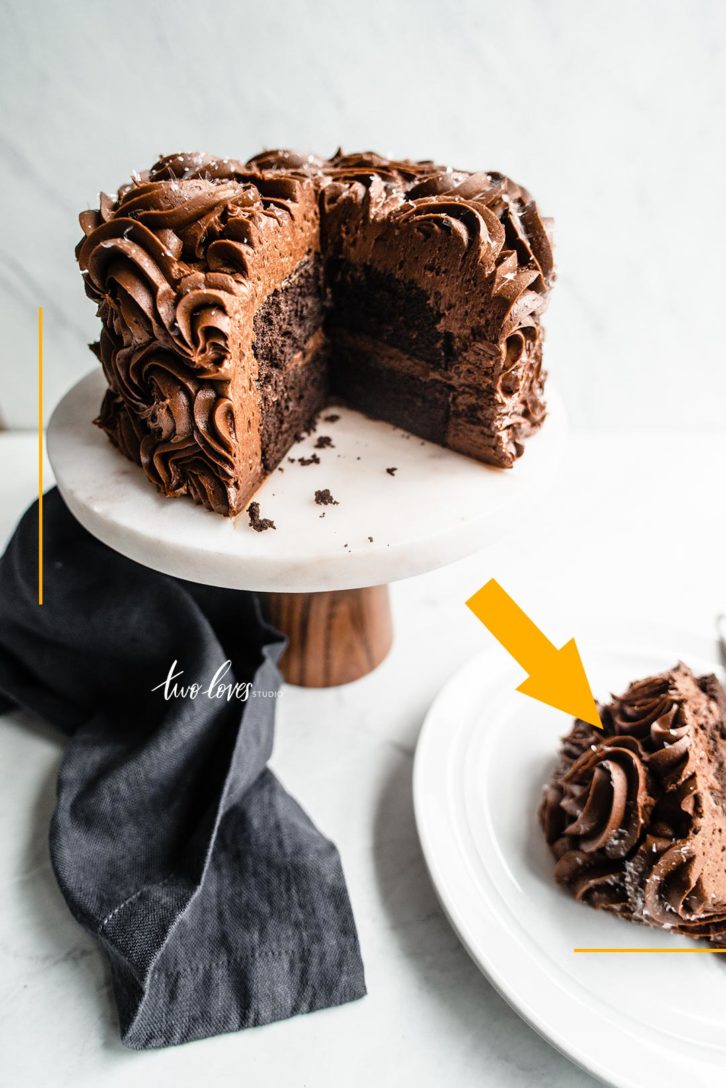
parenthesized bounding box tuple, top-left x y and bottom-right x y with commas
(47, 371, 565, 592)
(1, 429, 725, 1086)
(2, 0, 726, 434)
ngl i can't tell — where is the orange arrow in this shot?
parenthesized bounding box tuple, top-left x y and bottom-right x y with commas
(465, 579, 602, 729)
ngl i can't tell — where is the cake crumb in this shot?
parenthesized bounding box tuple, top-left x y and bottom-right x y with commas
(248, 502, 276, 532)
(315, 435, 334, 449)
(298, 453, 320, 466)
(386, 466, 398, 476)
(368, 536, 373, 543)
(314, 489, 339, 506)
(323, 413, 340, 423)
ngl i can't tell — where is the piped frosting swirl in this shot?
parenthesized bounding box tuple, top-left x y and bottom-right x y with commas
(540, 664, 726, 943)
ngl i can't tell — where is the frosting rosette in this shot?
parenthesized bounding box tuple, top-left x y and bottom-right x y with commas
(76, 177, 258, 379)
(94, 336, 238, 515)
(540, 664, 726, 944)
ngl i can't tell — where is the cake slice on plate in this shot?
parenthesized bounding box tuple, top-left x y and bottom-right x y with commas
(540, 663, 726, 944)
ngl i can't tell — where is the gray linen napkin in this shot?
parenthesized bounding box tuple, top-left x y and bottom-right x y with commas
(0, 488, 366, 1048)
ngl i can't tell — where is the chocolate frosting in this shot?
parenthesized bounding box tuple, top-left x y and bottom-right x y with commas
(540, 664, 726, 943)
(77, 149, 554, 514)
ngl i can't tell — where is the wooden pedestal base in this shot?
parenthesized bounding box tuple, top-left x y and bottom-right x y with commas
(263, 585, 393, 687)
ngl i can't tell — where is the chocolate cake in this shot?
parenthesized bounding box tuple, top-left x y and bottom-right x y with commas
(77, 149, 554, 516)
(540, 664, 726, 944)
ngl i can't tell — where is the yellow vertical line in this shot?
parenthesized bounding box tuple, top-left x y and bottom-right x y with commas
(38, 306, 43, 606)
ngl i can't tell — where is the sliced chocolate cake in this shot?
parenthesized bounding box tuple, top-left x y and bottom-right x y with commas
(77, 149, 554, 516)
(540, 664, 726, 944)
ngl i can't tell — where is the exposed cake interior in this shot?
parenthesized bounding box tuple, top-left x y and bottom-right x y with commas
(540, 663, 726, 944)
(77, 150, 554, 515)
(253, 254, 329, 472)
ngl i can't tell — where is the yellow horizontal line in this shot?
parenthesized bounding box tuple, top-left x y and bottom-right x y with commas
(574, 947, 726, 953)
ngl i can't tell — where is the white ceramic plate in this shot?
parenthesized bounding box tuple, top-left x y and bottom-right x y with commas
(414, 619, 726, 1088)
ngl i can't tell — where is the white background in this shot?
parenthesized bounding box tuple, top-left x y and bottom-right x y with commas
(1, 0, 725, 431)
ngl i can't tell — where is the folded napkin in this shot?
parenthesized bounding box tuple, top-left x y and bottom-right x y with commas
(0, 489, 365, 1048)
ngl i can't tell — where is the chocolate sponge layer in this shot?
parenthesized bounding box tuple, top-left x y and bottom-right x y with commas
(329, 336, 450, 444)
(254, 255, 329, 472)
(326, 259, 453, 368)
(253, 254, 328, 370)
(259, 349, 328, 472)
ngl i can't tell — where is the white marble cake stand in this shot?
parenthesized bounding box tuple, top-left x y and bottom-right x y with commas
(48, 369, 566, 686)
